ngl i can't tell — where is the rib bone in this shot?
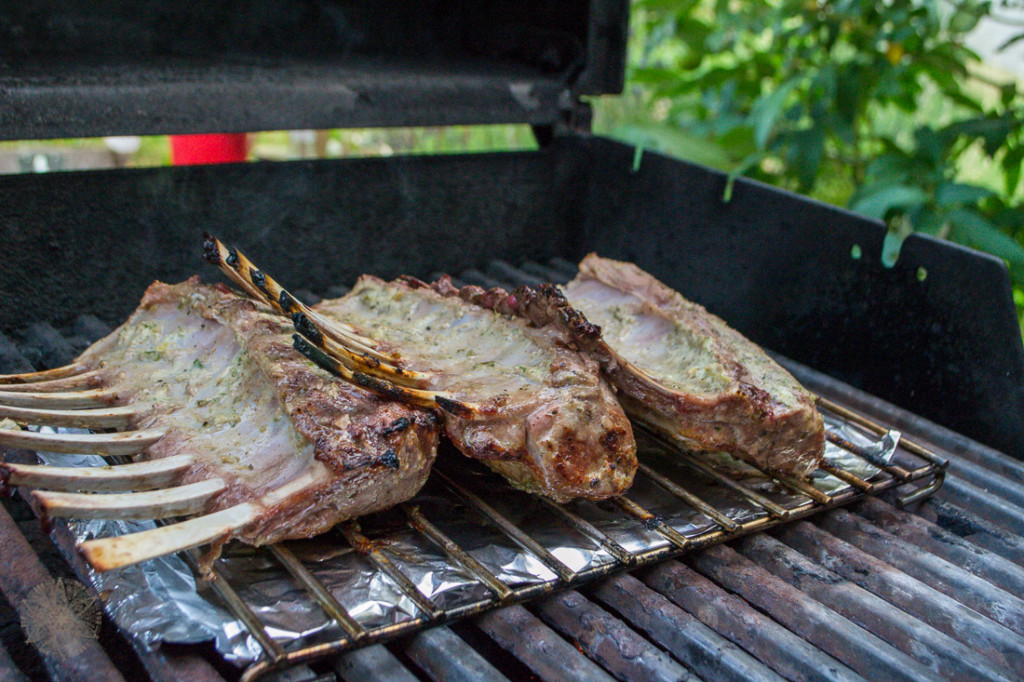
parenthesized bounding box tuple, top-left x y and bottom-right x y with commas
(33, 478, 226, 520)
(79, 502, 260, 571)
(1, 455, 192, 492)
(0, 370, 103, 392)
(0, 404, 136, 429)
(0, 363, 89, 385)
(0, 389, 118, 409)
(205, 235, 482, 416)
(0, 427, 165, 456)
(203, 235, 398, 363)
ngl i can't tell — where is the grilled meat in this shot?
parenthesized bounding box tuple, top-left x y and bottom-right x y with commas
(561, 255, 825, 478)
(70, 277, 440, 545)
(313, 275, 637, 502)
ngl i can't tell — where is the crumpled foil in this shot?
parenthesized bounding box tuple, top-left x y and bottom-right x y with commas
(31, 409, 900, 666)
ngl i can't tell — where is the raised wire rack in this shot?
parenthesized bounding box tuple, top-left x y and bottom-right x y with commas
(198, 395, 943, 680)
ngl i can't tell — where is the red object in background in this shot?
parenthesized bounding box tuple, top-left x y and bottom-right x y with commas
(170, 133, 249, 165)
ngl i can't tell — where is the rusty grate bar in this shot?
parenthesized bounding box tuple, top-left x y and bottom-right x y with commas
(818, 461, 875, 492)
(180, 552, 285, 664)
(633, 423, 791, 519)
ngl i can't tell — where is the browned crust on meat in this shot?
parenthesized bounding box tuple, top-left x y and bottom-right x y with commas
(569, 254, 825, 478)
(322, 275, 637, 502)
(77, 278, 440, 546)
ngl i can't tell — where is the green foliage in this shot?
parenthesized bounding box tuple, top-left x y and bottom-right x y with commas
(601, 0, 1024, 332)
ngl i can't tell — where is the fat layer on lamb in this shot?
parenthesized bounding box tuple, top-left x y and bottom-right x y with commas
(563, 254, 825, 478)
(313, 275, 637, 502)
(73, 277, 440, 545)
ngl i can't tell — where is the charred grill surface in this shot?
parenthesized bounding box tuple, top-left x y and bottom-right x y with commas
(563, 254, 825, 478)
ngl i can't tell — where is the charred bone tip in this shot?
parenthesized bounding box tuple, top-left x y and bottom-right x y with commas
(292, 334, 337, 374)
(435, 395, 473, 418)
(201, 233, 221, 264)
(292, 312, 324, 346)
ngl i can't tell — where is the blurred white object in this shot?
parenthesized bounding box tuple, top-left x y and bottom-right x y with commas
(104, 137, 142, 155)
(966, 3, 1024, 78)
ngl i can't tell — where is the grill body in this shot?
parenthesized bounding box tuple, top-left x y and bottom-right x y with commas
(2, 137, 1021, 455)
(2, 1, 1024, 679)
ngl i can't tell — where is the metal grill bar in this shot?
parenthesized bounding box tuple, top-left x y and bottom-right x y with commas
(403, 626, 510, 682)
(403, 504, 514, 601)
(535, 498, 636, 565)
(180, 552, 285, 663)
(336, 522, 443, 619)
(534, 590, 699, 681)
(630, 564, 858, 682)
(817, 509, 1024, 637)
(635, 425, 790, 518)
(771, 472, 831, 505)
(925, 498, 1024, 566)
(637, 464, 740, 532)
(775, 522, 1024, 662)
(611, 496, 691, 550)
(589, 573, 793, 682)
(475, 606, 616, 682)
(268, 545, 366, 639)
(818, 461, 874, 492)
(685, 546, 937, 682)
(738, 533, 1014, 681)
(854, 496, 1024, 596)
(434, 469, 576, 582)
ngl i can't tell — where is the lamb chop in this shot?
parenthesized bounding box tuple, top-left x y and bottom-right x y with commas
(562, 254, 825, 478)
(0, 278, 439, 571)
(203, 237, 637, 502)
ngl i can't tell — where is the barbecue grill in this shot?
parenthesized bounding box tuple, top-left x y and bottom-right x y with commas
(3, 2, 1024, 681)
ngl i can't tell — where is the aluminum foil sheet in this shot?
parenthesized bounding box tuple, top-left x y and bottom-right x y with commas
(30, 414, 900, 667)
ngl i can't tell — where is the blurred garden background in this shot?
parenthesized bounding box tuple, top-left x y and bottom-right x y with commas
(2, 0, 1022, 335)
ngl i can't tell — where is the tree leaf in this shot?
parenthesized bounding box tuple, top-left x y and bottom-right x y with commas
(935, 182, 993, 207)
(610, 123, 736, 171)
(1003, 145, 1024, 197)
(998, 31, 1024, 52)
(949, 208, 1024, 277)
(851, 185, 929, 219)
(749, 77, 802, 150)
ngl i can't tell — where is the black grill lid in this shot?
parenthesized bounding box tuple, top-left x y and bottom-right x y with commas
(0, 0, 628, 140)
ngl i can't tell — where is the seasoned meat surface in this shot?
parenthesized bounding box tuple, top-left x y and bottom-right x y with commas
(77, 277, 439, 545)
(314, 275, 637, 502)
(563, 255, 825, 478)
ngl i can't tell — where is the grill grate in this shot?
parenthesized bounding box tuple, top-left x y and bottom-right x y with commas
(2, 259, 1023, 682)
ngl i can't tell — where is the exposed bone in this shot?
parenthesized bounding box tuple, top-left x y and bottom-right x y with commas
(206, 237, 482, 416)
(205, 235, 399, 364)
(0, 370, 103, 393)
(77, 468, 331, 571)
(0, 404, 136, 429)
(1, 455, 192, 492)
(79, 502, 259, 571)
(0, 389, 118, 409)
(33, 478, 226, 520)
(0, 427, 165, 456)
(0, 363, 89, 385)
(291, 335, 481, 416)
